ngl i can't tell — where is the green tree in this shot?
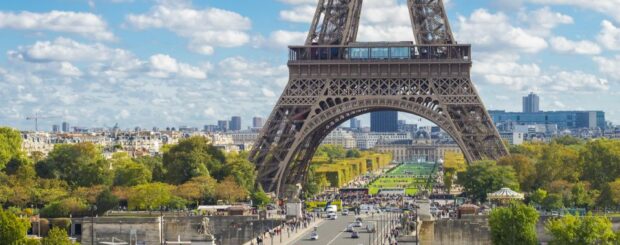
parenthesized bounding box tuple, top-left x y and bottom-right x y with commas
(251, 186, 272, 208)
(456, 161, 519, 202)
(534, 143, 580, 189)
(0, 127, 23, 171)
(42, 227, 72, 245)
(95, 189, 119, 215)
(303, 168, 321, 198)
(0, 207, 30, 244)
(608, 178, 620, 205)
(530, 188, 547, 207)
(40, 197, 88, 218)
(163, 137, 224, 184)
(552, 135, 583, 146)
(315, 144, 346, 162)
(497, 154, 536, 191)
(569, 182, 596, 208)
(580, 139, 620, 189)
(346, 149, 361, 158)
(215, 176, 248, 204)
(135, 155, 166, 182)
(224, 152, 256, 192)
(36, 143, 112, 187)
(175, 175, 217, 206)
(127, 183, 173, 210)
(489, 202, 539, 245)
(114, 161, 152, 186)
(542, 193, 564, 211)
(546, 214, 616, 245)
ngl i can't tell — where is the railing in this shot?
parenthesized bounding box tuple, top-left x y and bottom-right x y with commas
(289, 44, 471, 62)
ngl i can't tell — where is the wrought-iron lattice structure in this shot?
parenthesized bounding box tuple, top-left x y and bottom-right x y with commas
(250, 0, 508, 197)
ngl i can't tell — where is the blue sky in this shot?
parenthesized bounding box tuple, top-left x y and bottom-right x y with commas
(1, 0, 619, 131)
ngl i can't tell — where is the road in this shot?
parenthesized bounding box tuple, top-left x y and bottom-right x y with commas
(289, 213, 396, 245)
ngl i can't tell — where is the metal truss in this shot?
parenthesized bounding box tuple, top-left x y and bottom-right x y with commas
(408, 0, 455, 45)
(250, 0, 508, 197)
(306, 0, 363, 45)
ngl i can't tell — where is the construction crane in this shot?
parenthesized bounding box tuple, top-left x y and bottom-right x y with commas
(26, 113, 60, 131)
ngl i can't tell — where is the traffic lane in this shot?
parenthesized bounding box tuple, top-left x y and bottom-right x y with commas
(291, 214, 385, 245)
(291, 214, 358, 245)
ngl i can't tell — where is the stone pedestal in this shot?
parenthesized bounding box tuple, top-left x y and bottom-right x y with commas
(286, 202, 303, 219)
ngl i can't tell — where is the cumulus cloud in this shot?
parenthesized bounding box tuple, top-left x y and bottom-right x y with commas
(527, 0, 620, 22)
(125, 1, 251, 55)
(0, 10, 115, 41)
(8, 37, 207, 80)
(456, 9, 548, 53)
(255, 30, 307, 49)
(597, 20, 620, 51)
(550, 36, 601, 55)
(519, 7, 573, 36)
(473, 53, 608, 92)
(593, 55, 620, 81)
(148, 54, 207, 79)
(280, 4, 316, 23)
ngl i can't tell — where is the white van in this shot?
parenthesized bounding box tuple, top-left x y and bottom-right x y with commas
(326, 205, 338, 213)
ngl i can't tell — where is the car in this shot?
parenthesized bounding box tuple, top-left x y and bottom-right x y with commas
(345, 225, 354, 232)
(351, 231, 360, 239)
(329, 214, 338, 220)
(342, 210, 349, 216)
(353, 221, 363, 227)
(310, 232, 319, 240)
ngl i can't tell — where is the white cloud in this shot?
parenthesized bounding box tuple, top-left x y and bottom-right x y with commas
(218, 57, 287, 81)
(9, 38, 206, 80)
(148, 54, 207, 79)
(550, 36, 601, 55)
(593, 55, 620, 81)
(456, 9, 548, 53)
(473, 52, 608, 92)
(277, 0, 316, 4)
(262, 88, 276, 97)
(256, 30, 307, 49)
(8, 37, 132, 63)
(126, 2, 251, 55)
(280, 4, 315, 23)
(597, 20, 620, 51)
(0, 10, 115, 41)
(527, 0, 620, 22)
(519, 7, 573, 36)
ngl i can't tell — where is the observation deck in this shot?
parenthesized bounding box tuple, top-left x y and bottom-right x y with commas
(288, 42, 471, 64)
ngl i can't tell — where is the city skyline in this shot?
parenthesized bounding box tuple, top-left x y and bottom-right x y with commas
(1, 0, 619, 130)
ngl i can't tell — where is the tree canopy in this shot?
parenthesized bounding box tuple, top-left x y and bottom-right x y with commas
(489, 202, 539, 245)
(36, 143, 112, 187)
(457, 161, 519, 202)
(545, 214, 617, 245)
(162, 137, 225, 184)
(0, 207, 30, 244)
(0, 127, 23, 171)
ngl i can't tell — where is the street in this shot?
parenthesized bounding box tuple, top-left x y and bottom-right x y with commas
(289, 213, 397, 245)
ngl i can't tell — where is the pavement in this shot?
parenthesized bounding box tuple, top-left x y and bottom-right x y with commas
(289, 212, 399, 245)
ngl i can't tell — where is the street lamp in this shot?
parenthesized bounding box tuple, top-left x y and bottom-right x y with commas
(90, 205, 97, 245)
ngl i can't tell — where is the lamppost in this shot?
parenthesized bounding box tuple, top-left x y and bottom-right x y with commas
(90, 205, 97, 245)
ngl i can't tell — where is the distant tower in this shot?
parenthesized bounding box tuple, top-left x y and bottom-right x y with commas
(52, 125, 60, 133)
(371, 111, 398, 132)
(62, 122, 70, 132)
(253, 117, 265, 128)
(350, 118, 361, 129)
(217, 120, 229, 132)
(523, 92, 540, 113)
(230, 116, 242, 131)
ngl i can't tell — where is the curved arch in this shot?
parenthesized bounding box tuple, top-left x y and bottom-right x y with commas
(275, 97, 470, 195)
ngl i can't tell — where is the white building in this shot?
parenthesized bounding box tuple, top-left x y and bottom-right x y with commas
(354, 132, 412, 149)
(322, 129, 357, 148)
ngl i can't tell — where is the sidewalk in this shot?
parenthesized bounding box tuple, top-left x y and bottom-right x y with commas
(243, 218, 324, 245)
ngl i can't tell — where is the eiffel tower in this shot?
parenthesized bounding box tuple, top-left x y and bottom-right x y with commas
(250, 0, 508, 197)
